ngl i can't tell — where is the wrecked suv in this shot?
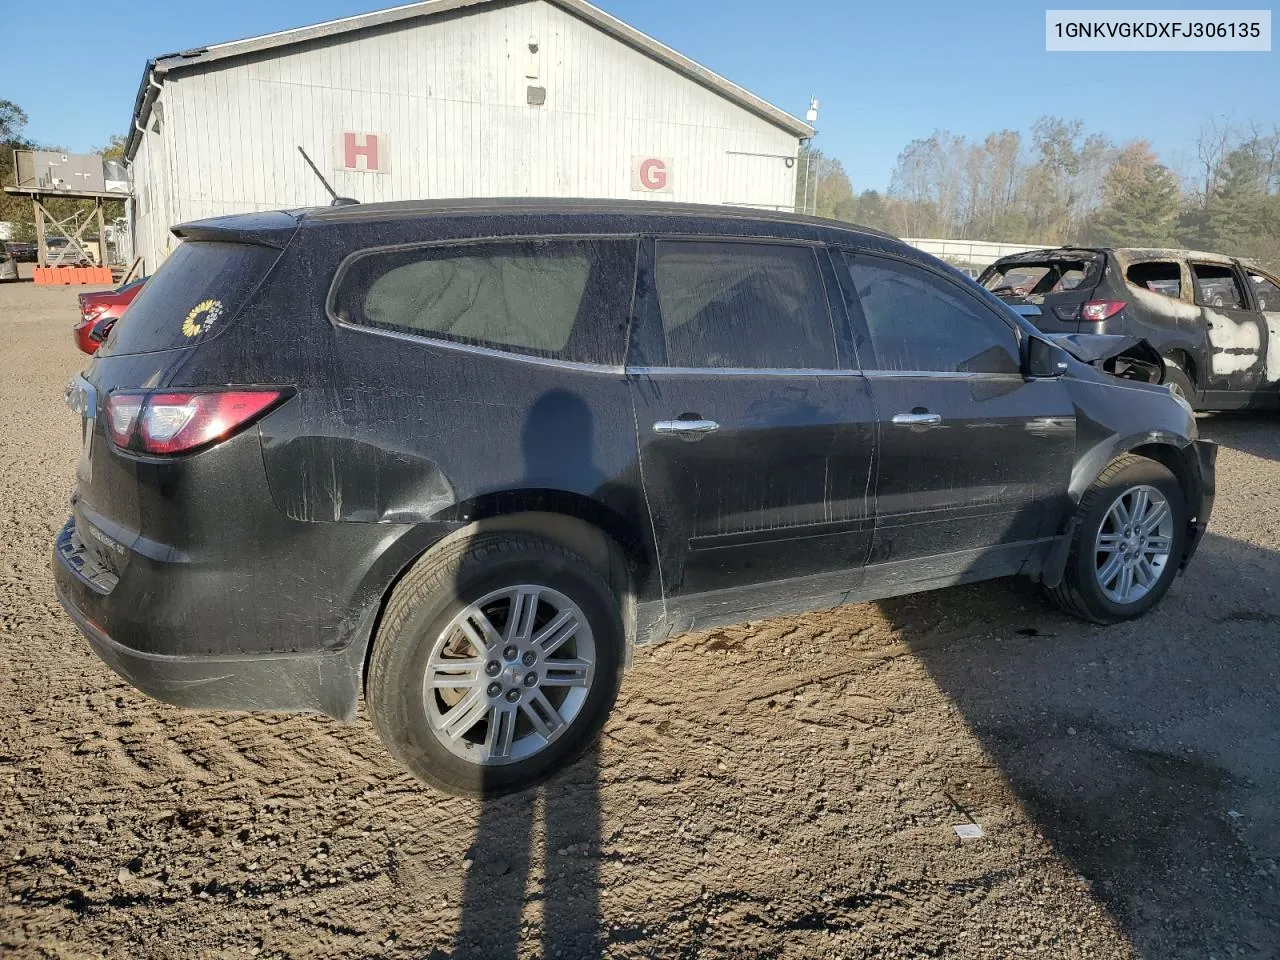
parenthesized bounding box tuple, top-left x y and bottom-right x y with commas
(55, 200, 1216, 795)
(981, 247, 1280, 410)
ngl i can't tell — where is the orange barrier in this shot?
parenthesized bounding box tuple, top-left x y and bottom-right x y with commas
(33, 266, 114, 286)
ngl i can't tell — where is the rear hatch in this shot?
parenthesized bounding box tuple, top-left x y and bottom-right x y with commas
(978, 251, 1105, 333)
(71, 234, 290, 575)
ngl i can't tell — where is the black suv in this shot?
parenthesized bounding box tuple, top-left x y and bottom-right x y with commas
(980, 247, 1280, 410)
(55, 200, 1216, 795)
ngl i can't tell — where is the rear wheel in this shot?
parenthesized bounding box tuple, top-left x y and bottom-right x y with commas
(1162, 357, 1196, 406)
(1047, 454, 1187, 624)
(367, 533, 624, 796)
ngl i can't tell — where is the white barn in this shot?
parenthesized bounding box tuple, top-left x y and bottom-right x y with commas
(122, 0, 812, 271)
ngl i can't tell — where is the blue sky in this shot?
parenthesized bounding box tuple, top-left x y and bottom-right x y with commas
(3, 0, 1277, 190)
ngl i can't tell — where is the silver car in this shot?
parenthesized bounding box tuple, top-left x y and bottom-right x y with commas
(0, 243, 20, 282)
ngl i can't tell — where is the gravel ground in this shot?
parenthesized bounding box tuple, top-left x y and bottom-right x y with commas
(2, 276, 1279, 959)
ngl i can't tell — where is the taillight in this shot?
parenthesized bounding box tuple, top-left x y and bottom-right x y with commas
(81, 304, 105, 323)
(106, 395, 143, 446)
(1080, 300, 1126, 321)
(105, 389, 286, 455)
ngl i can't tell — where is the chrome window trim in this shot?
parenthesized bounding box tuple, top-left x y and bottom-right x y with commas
(625, 366, 1024, 380)
(626, 365, 859, 378)
(334, 319, 627, 375)
(861, 369, 1025, 381)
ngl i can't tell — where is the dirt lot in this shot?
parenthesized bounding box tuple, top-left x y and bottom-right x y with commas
(2, 275, 1279, 959)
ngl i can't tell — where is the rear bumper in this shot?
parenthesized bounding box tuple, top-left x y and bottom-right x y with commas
(1182, 439, 1217, 569)
(53, 515, 372, 720)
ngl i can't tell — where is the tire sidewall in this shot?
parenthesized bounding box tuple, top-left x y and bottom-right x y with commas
(1069, 460, 1187, 621)
(1163, 360, 1195, 404)
(370, 537, 623, 795)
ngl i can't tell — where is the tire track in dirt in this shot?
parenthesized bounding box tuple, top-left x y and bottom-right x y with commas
(9, 282, 1280, 958)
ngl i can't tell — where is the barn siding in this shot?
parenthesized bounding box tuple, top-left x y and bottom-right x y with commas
(136, 0, 800, 268)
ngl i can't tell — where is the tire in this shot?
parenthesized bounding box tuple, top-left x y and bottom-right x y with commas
(1047, 454, 1187, 624)
(1162, 358, 1196, 407)
(367, 533, 624, 796)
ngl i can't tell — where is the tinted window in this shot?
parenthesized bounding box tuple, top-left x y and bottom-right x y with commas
(654, 241, 835, 369)
(1248, 272, 1280, 312)
(100, 241, 280, 356)
(1126, 261, 1182, 299)
(1192, 263, 1245, 309)
(845, 254, 1020, 374)
(335, 238, 636, 365)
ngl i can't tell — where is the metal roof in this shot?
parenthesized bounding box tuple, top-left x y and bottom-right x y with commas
(124, 0, 812, 161)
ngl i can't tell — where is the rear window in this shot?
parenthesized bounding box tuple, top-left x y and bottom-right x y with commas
(982, 259, 1095, 301)
(331, 238, 637, 365)
(100, 241, 279, 356)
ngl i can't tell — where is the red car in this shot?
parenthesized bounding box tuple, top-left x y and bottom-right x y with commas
(74, 278, 146, 354)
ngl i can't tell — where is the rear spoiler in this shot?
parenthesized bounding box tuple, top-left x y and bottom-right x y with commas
(170, 210, 301, 249)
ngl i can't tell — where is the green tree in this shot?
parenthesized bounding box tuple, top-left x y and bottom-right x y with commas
(1207, 142, 1268, 252)
(0, 99, 37, 240)
(794, 145, 857, 220)
(1089, 141, 1180, 247)
(95, 134, 128, 162)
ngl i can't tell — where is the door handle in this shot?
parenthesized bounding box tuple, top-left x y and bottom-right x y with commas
(891, 412, 942, 427)
(654, 418, 720, 439)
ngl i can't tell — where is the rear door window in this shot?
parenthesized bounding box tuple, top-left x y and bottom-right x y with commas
(845, 254, 1021, 374)
(333, 238, 637, 365)
(652, 241, 836, 369)
(1192, 263, 1246, 310)
(101, 241, 281, 356)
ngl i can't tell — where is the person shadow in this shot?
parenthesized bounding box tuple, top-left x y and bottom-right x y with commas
(452, 389, 607, 959)
(874, 527, 1280, 957)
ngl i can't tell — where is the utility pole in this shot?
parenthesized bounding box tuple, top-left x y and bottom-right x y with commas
(805, 97, 820, 215)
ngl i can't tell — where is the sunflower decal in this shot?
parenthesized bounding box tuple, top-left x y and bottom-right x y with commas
(183, 299, 224, 338)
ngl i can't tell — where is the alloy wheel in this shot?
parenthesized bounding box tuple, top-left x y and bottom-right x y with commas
(1093, 484, 1175, 604)
(423, 585, 596, 765)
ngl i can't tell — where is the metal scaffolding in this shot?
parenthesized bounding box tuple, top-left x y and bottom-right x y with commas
(2, 186, 118, 268)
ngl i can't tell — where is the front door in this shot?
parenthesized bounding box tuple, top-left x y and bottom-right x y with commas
(628, 238, 877, 619)
(837, 251, 1077, 580)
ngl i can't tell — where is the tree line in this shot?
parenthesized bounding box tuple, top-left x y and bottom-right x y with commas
(5, 95, 1276, 269)
(796, 115, 1280, 270)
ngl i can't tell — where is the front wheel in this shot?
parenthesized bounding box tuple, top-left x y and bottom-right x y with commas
(367, 533, 624, 796)
(1047, 454, 1187, 624)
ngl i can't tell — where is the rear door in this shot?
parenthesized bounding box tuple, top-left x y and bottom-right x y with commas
(627, 237, 877, 601)
(839, 250, 1076, 579)
(1193, 261, 1269, 396)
